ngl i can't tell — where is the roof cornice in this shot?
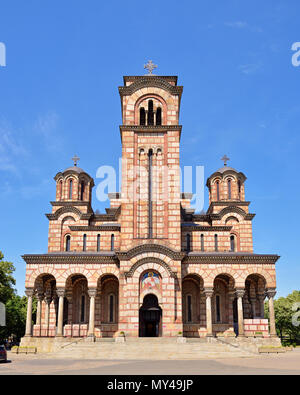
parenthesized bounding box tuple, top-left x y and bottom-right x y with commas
(119, 76, 183, 98)
(69, 225, 121, 232)
(181, 225, 232, 232)
(183, 253, 280, 264)
(22, 253, 119, 265)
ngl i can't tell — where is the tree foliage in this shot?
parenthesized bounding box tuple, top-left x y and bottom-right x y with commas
(0, 251, 16, 303)
(265, 290, 300, 344)
(0, 251, 36, 342)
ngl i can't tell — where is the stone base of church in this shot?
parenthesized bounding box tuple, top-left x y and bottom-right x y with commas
(20, 334, 281, 355)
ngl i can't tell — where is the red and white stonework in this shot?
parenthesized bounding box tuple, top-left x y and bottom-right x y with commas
(21, 73, 280, 344)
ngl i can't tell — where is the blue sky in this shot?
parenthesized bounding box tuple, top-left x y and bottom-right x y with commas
(0, 0, 299, 297)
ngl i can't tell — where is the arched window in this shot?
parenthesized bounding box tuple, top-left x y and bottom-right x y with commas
(214, 234, 218, 252)
(238, 180, 241, 200)
(111, 234, 115, 251)
(148, 100, 154, 125)
(80, 295, 85, 323)
(201, 234, 204, 252)
(65, 235, 71, 252)
(59, 180, 63, 200)
(97, 234, 101, 252)
(69, 179, 73, 199)
(156, 107, 162, 125)
(187, 294, 192, 323)
(186, 234, 191, 252)
(216, 181, 220, 200)
(109, 293, 115, 323)
(140, 107, 146, 125)
(230, 235, 235, 252)
(216, 295, 221, 323)
(228, 179, 231, 200)
(83, 234, 87, 251)
(80, 181, 85, 201)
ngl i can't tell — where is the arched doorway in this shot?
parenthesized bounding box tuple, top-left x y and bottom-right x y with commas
(139, 294, 162, 337)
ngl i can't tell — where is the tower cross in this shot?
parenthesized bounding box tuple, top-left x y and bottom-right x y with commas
(72, 155, 80, 167)
(144, 60, 157, 75)
(221, 155, 230, 166)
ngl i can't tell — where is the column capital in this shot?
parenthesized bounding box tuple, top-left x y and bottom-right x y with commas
(25, 288, 34, 297)
(88, 288, 97, 298)
(203, 287, 214, 298)
(45, 296, 52, 305)
(257, 293, 265, 301)
(56, 288, 65, 298)
(235, 289, 245, 298)
(266, 289, 276, 299)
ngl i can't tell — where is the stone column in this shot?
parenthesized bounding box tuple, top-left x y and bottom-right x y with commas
(36, 292, 44, 337)
(266, 289, 277, 337)
(204, 288, 214, 337)
(228, 291, 235, 328)
(250, 298, 257, 318)
(56, 288, 65, 337)
(236, 289, 245, 337)
(45, 296, 52, 337)
(257, 294, 265, 318)
(88, 288, 97, 337)
(25, 288, 34, 337)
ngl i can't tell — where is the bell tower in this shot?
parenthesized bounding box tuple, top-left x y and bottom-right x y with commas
(118, 62, 183, 251)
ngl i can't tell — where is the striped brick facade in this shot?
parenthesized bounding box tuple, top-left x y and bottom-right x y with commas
(22, 74, 279, 341)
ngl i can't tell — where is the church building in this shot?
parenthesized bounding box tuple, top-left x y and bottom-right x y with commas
(21, 65, 280, 345)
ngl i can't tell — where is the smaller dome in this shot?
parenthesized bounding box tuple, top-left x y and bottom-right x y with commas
(215, 166, 239, 174)
(63, 166, 86, 174)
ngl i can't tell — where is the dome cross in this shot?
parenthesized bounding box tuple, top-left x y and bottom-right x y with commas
(72, 155, 80, 167)
(221, 155, 230, 166)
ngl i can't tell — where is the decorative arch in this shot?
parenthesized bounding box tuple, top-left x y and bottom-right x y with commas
(126, 257, 176, 279)
(49, 206, 83, 221)
(218, 206, 247, 220)
(134, 94, 167, 125)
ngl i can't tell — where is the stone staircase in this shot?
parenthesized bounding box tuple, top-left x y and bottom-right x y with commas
(52, 337, 254, 360)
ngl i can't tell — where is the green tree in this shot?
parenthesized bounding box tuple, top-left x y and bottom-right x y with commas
(0, 251, 16, 303)
(265, 290, 300, 344)
(0, 251, 36, 343)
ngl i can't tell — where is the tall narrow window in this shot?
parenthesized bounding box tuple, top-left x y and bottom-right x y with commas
(83, 234, 87, 251)
(65, 235, 71, 252)
(59, 180, 63, 200)
(214, 234, 218, 252)
(201, 234, 204, 252)
(216, 181, 220, 200)
(97, 234, 101, 252)
(69, 179, 73, 199)
(148, 100, 154, 125)
(148, 149, 153, 238)
(81, 295, 85, 322)
(156, 107, 162, 125)
(230, 235, 235, 252)
(111, 234, 115, 251)
(140, 107, 146, 125)
(228, 179, 231, 200)
(187, 295, 192, 323)
(109, 294, 114, 323)
(80, 181, 85, 201)
(238, 180, 241, 200)
(216, 295, 221, 322)
(186, 234, 191, 252)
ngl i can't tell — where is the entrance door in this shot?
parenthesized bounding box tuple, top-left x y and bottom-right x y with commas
(139, 294, 162, 337)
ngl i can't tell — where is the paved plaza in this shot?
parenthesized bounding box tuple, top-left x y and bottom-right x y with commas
(0, 349, 300, 375)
